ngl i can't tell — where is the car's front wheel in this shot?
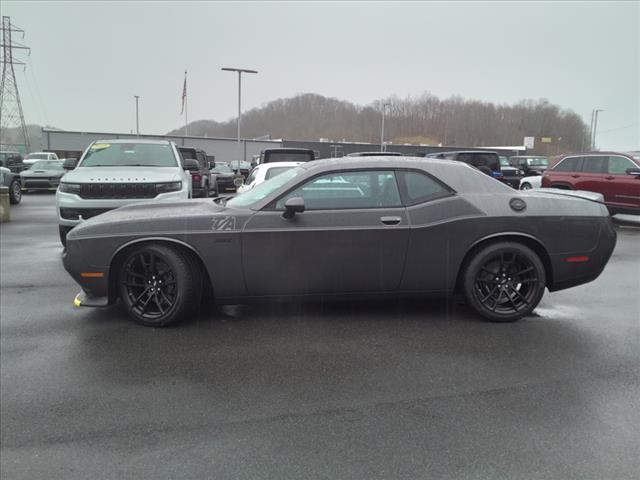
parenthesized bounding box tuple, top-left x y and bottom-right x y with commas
(9, 180, 21, 204)
(520, 182, 532, 190)
(118, 244, 201, 327)
(463, 242, 546, 322)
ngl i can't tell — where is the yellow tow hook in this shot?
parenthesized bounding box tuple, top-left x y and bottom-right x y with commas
(73, 294, 82, 307)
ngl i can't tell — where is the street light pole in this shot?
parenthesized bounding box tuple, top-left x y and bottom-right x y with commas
(380, 103, 390, 152)
(592, 109, 604, 151)
(221, 67, 258, 161)
(134, 95, 140, 135)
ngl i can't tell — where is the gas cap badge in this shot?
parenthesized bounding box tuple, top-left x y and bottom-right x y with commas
(509, 198, 527, 212)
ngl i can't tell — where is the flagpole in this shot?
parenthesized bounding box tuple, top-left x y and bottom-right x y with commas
(184, 70, 188, 136)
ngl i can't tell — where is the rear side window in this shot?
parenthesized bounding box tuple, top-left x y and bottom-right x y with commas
(607, 156, 635, 174)
(399, 171, 452, 205)
(581, 156, 608, 174)
(553, 156, 582, 172)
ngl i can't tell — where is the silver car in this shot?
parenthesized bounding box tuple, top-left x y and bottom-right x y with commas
(56, 139, 192, 246)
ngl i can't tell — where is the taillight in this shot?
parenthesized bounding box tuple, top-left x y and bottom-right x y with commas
(191, 173, 202, 182)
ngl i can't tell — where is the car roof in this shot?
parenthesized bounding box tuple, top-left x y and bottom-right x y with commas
(259, 161, 303, 168)
(92, 139, 173, 145)
(430, 150, 499, 155)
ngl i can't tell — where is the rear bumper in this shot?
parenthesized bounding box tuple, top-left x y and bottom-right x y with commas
(548, 217, 617, 291)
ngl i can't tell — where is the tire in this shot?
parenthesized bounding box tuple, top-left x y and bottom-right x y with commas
(9, 180, 22, 204)
(118, 244, 201, 327)
(520, 182, 532, 190)
(462, 242, 546, 322)
(59, 225, 73, 247)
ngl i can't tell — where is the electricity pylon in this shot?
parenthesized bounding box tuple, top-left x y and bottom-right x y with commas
(0, 16, 30, 153)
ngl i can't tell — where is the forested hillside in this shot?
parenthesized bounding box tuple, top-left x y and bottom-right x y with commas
(169, 92, 588, 151)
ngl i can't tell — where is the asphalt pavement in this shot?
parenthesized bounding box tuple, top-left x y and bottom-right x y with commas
(1, 194, 639, 480)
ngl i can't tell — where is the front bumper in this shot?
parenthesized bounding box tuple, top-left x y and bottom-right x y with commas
(74, 290, 109, 308)
(56, 189, 189, 227)
(22, 177, 62, 190)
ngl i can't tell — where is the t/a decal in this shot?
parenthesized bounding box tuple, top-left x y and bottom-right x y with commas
(211, 216, 236, 231)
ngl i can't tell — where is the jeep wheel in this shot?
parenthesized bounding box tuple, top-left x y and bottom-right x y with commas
(9, 180, 22, 204)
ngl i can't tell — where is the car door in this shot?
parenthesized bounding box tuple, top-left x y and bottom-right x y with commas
(545, 156, 584, 188)
(241, 170, 410, 296)
(574, 155, 608, 193)
(604, 155, 640, 210)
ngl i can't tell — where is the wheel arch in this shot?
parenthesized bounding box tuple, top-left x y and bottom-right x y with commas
(107, 237, 213, 304)
(455, 233, 554, 292)
(549, 182, 573, 190)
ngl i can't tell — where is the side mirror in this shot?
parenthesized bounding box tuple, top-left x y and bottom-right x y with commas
(282, 197, 305, 219)
(63, 158, 79, 170)
(626, 167, 640, 176)
(183, 158, 199, 172)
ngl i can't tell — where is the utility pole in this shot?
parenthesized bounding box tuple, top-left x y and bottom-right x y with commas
(380, 103, 390, 152)
(0, 16, 30, 153)
(591, 109, 604, 151)
(221, 67, 257, 161)
(134, 95, 140, 135)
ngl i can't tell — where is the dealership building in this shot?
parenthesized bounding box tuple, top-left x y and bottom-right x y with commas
(41, 128, 523, 161)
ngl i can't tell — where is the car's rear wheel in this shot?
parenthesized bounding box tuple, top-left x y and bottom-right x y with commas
(463, 242, 546, 322)
(520, 182, 532, 190)
(118, 244, 200, 327)
(9, 180, 21, 204)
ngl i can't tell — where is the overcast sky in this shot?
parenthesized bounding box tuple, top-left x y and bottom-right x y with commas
(4, 1, 639, 150)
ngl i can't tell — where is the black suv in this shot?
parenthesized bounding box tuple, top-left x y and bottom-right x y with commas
(425, 150, 502, 176)
(509, 156, 549, 176)
(260, 148, 315, 164)
(0, 151, 26, 173)
(178, 147, 214, 197)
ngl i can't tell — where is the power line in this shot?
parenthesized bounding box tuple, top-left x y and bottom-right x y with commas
(597, 123, 637, 134)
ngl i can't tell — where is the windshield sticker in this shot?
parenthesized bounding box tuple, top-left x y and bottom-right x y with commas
(91, 143, 111, 150)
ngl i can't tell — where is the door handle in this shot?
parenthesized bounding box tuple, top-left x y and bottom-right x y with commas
(605, 176, 615, 180)
(571, 174, 580, 178)
(380, 216, 401, 226)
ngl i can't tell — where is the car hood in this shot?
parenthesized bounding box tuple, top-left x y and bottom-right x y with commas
(62, 166, 183, 183)
(69, 199, 252, 239)
(20, 169, 65, 177)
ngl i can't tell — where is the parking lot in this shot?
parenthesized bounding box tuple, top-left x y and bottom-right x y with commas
(1, 193, 639, 479)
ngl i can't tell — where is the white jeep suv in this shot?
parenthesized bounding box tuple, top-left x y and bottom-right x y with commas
(56, 139, 191, 246)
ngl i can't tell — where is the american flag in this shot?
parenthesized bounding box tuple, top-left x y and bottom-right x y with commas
(180, 71, 187, 114)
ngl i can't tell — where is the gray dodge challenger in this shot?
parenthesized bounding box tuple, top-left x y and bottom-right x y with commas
(63, 156, 616, 327)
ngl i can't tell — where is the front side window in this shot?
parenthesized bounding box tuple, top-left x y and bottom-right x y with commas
(80, 143, 178, 167)
(553, 156, 582, 172)
(607, 156, 635, 174)
(274, 170, 401, 210)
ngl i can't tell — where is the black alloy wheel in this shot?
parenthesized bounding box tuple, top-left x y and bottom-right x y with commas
(118, 244, 200, 327)
(463, 242, 546, 322)
(9, 180, 21, 204)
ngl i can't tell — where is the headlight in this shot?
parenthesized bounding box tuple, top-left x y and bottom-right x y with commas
(518, 170, 525, 175)
(156, 181, 182, 194)
(59, 183, 81, 194)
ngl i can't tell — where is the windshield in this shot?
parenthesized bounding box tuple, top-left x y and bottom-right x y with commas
(80, 142, 178, 167)
(212, 164, 232, 173)
(527, 157, 549, 166)
(29, 161, 63, 170)
(227, 166, 304, 207)
(25, 153, 49, 160)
